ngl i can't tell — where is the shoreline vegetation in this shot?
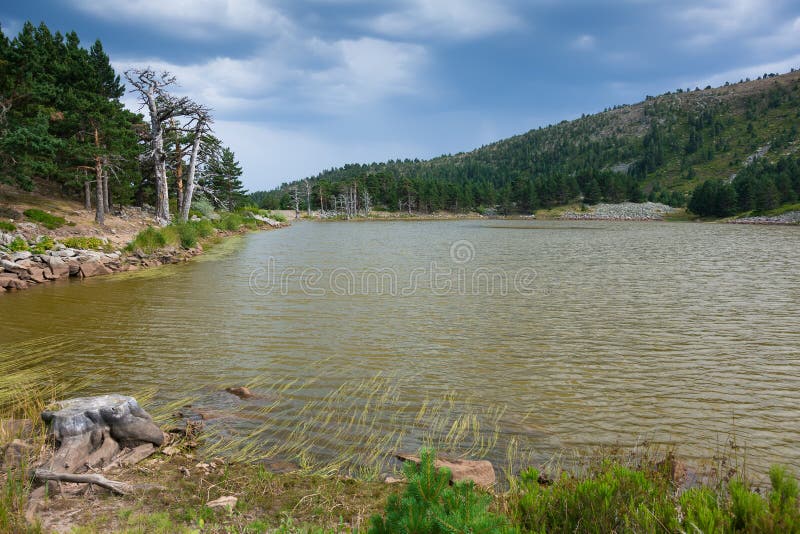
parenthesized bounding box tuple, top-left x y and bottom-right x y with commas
(0, 204, 288, 295)
(1, 391, 799, 533)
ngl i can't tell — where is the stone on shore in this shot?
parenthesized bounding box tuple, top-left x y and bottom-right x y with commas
(79, 259, 112, 278)
(396, 453, 496, 488)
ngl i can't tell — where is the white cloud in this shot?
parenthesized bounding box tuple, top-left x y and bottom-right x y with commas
(69, 0, 292, 39)
(676, 0, 776, 47)
(114, 36, 428, 117)
(369, 0, 521, 40)
(680, 53, 800, 89)
(571, 34, 596, 51)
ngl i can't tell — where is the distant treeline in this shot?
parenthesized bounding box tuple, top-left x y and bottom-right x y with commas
(689, 154, 800, 217)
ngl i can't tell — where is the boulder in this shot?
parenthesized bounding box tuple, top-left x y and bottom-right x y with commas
(41, 394, 163, 473)
(0, 274, 27, 290)
(1, 259, 25, 275)
(26, 266, 46, 283)
(396, 453, 496, 488)
(10, 251, 32, 261)
(79, 259, 112, 278)
(44, 256, 70, 279)
(66, 258, 81, 276)
(51, 248, 76, 258)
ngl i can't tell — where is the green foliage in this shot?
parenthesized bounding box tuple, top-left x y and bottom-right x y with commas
(215, 212, 244, 231)
(369, 449, 512, 533)
(190, 197, 216, 219)
(22, 209, 66, 229)
(60, 237, 106, 250)
(127, 226, 167, 254)
(191, 219, 215, 238)
(0, 221, 16, 232)
(8, 237, 29, 252)
(689, 152, 800, 216)
(174, 222, 198, 248)
(511, 463, 678, 533)
(30, 236, 55, 254)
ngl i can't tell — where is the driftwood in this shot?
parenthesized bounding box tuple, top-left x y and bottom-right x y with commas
(41, 394, 163, 473)
(34, 468, 133, 495)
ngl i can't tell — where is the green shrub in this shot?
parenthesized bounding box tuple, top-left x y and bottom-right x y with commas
(0, 221, 15, 232)
(369, 449, 512, 533)
(30, 236, 55, 255)
(22, 209, 66, 229)
(191, 219, 215, 238)
(511, 462, 679, 533)
(260, 210, 287, 223)
(8, 237, 29, 252)
(191, 197, 216, 219)
(215, 213, 244, 231)
(60, 237, 105, 250)
(126, 227, 167, 254)
(175, 223, 198, 248)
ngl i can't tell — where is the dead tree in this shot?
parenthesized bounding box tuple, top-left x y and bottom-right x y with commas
(362, 189, 372, 216)
(125, 68, 206, 226)
(304, 178, 312, 216)
(291, 185, 301, 219)
(179, 109, 213, 222)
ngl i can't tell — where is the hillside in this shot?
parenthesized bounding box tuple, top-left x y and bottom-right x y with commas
(255, 69, 800, 215)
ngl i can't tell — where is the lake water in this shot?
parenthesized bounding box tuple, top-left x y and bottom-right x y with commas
(2, 220, 799, 474)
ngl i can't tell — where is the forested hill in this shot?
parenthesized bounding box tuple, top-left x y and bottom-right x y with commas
(254, 69, 800, 215)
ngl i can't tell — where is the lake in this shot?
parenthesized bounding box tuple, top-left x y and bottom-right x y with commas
(2, 220, 799, 474)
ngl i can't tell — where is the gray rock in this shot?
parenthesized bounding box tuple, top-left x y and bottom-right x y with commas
(10, 251, 32, 261)
(51, 249, 76, 258)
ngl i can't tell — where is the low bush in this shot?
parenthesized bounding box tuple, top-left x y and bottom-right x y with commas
(0, 221, 15, 232)
(60, 237, 106, 250)
(215, 213, 244, 231)
(191, 219, 215, 238)
(175, 222, 198, 248)
(126, 227, 167, 254)
(8, 237, 29, 252)
(369, 449, 512, 533)
(30, 236, 55, 255)
(23, 209, 66, 229)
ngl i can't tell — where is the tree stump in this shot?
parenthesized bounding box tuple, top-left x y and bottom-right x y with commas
(41, 394, 163, 473)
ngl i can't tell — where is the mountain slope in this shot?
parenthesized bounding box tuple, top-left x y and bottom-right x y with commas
(254, 69, 800, 214)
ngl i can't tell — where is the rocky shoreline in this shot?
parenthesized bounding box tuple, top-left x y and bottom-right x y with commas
(0, 224, 279, 294)
(560, 202, 678, 221)
(728, 210, 800, 225)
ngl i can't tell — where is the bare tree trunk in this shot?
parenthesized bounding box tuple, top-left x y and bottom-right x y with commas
(103, 170, 110, 213)
(145, 86, 170, 226)
(93, 127, 105, 225)
(84, 180, 91, 210)
(304, 179, 311, 216)
(180, 128, 203, 222)
(95, 156, 105, 225)
(292, 186, 300, 219)
(173, 119, 184, 217)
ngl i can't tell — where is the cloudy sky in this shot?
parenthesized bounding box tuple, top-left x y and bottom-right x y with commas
(2, 1, 799, 191)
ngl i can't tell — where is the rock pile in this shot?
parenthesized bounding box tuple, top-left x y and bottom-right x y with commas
(561, 202, 677, 221)
(728, 211, 800, 225)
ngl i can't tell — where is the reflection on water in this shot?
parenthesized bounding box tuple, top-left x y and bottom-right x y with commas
(1, 220, 799, 472)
